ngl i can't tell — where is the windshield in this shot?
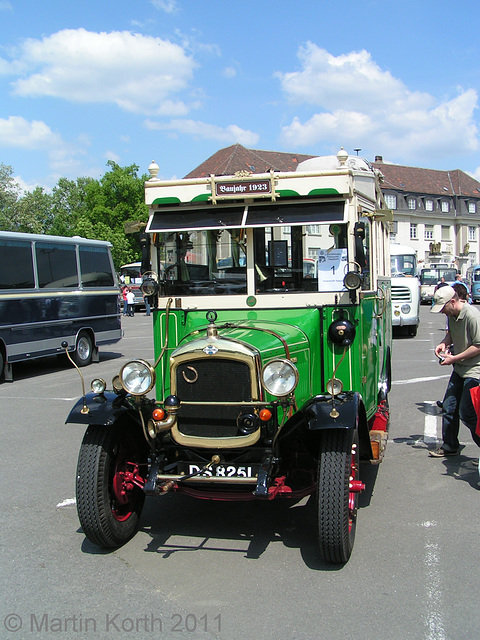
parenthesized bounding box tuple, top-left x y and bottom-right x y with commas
(120, 264, 142, 285)
(391, 254, 416, 276)
(157, 221, 368, 296)
(420, 268, 456, 285)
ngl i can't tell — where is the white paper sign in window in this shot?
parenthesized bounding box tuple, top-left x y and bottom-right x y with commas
(317, 248, 348, 291)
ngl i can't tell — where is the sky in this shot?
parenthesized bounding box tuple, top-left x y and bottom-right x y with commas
(1, 0, 479, 193)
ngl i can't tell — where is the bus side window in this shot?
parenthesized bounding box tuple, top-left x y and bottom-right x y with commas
(36, 243, 78, 288)
(79, 246, 115, 287)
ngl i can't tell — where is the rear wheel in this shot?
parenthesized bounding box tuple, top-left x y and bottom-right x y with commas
(71, 331, 93, 367)
(76, 423, 147, 548)
(317, 429, 361, 563)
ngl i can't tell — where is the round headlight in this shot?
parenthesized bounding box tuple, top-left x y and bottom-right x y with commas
(401, 304, 411, 314)
(112, 375, 123, 394)
(120, 359, 155, 396)
(261, 359, 298, 397)
(91, 378, 106, 394)
(326, 377, 343, 396)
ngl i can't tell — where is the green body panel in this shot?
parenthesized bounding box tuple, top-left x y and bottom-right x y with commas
(152, 299, 390, 419)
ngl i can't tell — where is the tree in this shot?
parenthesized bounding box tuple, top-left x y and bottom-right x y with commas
(80, 161, 149, 267)
(12, 187, 54, 234)
(0, 163, 21, 230)
(0, 160, 149, 268)
(49, 176, 94, 237)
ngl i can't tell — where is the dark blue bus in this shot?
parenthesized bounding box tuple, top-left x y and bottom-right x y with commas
(0, 231, 122, 381)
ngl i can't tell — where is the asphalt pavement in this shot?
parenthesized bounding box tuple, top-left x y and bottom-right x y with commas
(1, 306, 479, 640)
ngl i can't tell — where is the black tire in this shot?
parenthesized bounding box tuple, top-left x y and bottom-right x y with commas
(76, 423, 147, 548)
(71, 331, 93, 367)
(317, 429, 360, 563)
(0, 348, 4, 381)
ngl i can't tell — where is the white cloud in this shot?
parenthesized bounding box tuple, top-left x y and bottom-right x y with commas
(277, 43, 479, 163)
(145, 118, 259, 146)
(0, 115, 87, 178)
(104, 150, 121, 163)
(222, 66, 237, 79)
(0, 115, 64, 149)
(151, 0, 179, 13)
(9, 29, 197, 116)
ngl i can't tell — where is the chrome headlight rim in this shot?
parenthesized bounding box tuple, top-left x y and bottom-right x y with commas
(119, 359, 156, 396)
(326, 377, 343, 396)
(91, 378, 107, 394)
(261, 358, 299, 397)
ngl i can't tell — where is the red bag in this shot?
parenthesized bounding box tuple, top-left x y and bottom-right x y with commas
(469, 385, 480, 437)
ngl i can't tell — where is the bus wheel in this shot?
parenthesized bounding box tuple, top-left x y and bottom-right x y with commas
(72, 331, 93, 367)
(76, 423, 147, 548)
(317, 429, 360, 563)
(0, 349, 4, 380)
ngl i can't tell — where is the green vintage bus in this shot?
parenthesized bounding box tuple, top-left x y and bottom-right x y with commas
(68, 148, 392, 563)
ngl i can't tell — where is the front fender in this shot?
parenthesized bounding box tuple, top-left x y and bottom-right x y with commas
(304, 391, 362, 431)
(303, 391, 372, 459)
(65, 392, 131, 426)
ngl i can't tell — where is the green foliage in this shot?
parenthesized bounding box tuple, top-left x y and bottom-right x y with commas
(0, 160, 150, 269)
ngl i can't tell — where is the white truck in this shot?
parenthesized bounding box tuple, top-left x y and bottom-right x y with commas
(390, 243, 420, 336)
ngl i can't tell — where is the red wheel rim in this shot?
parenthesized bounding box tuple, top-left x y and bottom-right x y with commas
(110, 440, 143, 522)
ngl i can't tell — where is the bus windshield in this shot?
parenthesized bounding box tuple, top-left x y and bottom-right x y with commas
(391, 254, 416, 276)
(420, 268, 456, 285)
(157, 221, 362, 296)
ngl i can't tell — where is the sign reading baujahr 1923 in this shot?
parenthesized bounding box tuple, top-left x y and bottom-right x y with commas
(215, 179, 271, 197)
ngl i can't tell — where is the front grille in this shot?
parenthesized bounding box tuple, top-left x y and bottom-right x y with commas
(391, 285, 412, 302)
(174, 358, 254, 438)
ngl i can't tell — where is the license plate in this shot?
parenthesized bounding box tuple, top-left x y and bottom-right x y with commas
(184, 463, 259, 479)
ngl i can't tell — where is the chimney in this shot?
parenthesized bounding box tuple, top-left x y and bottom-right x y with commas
(375, 155, 383, 163)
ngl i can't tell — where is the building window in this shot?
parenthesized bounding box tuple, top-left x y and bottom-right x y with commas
(410, 223, 418, 240)
(468, 226, 476, 241)
(441, 225, 450, 241)
(306, 225, 321, 235)
(424, 225, 434, 240)
(425, 199, 434, 211)
(441, 201, 450, 213)
(407, 198, 416, 210)
(385, 194, 397, 209)
(469, 202, 476, 214)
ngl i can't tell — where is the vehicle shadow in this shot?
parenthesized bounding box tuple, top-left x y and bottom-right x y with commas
(130, 461, 380, 571)
(2, 350, 124, 383)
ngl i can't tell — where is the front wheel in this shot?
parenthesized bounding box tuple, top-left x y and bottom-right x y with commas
(317, 429, 361, 563)
(76, 423, 147, 548)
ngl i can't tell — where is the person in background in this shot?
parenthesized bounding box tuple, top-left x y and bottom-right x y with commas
(143, 292, 151, 316)
(452, 282, 469, 302)
(434, 276, 448, 292)
(126, 288, 135, 317)
(121, 286, 128, 316)
(454, 272, 471, 303)
(429, 285, 480, 458)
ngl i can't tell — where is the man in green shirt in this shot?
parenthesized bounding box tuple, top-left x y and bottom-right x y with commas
(429, 285, 480, 457)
